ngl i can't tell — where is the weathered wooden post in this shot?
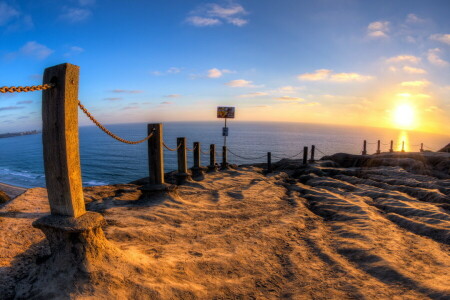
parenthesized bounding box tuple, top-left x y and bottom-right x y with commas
(303, 146, 308, 165)
(310, 145, 315, 162)
(376, 140, 381, 154)
(362, 140, 367, 155)
(208, 144, 217, 172)
(401, 141, 405, 152)
(389, 140, 394, 152)
(221, 145, 228, 169)
(192, 142, 203, 177)
(420, 143, 424, 152)
(29, 63, 109, 292)
(176, 137, 189, 184)
(267, 152, 272, 173)
(144, 123, 167, 191)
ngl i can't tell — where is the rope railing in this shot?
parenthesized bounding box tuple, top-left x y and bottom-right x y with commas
(227, 148, 267, 160)
(0, 83, 55, 93)
(163, 141, 182, 151)
(78, 100, 154, 144)
(271, 149, 304, 159)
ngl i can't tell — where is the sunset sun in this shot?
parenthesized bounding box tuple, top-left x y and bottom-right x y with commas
(393, 104, 415, 129)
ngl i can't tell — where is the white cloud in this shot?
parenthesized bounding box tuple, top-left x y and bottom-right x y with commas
(298, 69, 372, 82)
(19, 41, 53, 60)
(164, 94, 181, 98)
(427, 48, 449, 67)
(64, 46, 84, 57)
(406, 13, 425, 24)
(367, 21, 389, 39)
(275, 96, 305, 101)
(60, 7, 91, 23)
(430, 34, 450, 45)
(0, 2, 19, 26)
(386, 55, 421, 64)
(207, 68, 223, 78)
(111, 89, 143, 94)
(402, 66, 427, 74)
(206, 68, 233, 78)
(225, 79, 256, 87)
(400, 80, 430, 87)
(186, 16, 221, 27)
(238, 92, 268, 98)
(151, 67, 182, 76)
(186, 2, 248, 27)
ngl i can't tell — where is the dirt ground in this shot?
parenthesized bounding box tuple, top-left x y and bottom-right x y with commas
(0, 153, 449, 299)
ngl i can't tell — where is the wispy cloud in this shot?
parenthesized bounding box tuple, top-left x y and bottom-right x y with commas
(104, 97, 122, 101)
(400, 80, 430, 87)
(402, 66, 427, 74)
(430, 33, 450, 45)
(164, 94, 181, 98)
(367, 21, 389, 39)
(186, 16, 221, 27)
(151, 67, 182, 76)
(64, 46, 84, 57)
(160, 101, 173, 105)
(186, 2, 248, 27)
(207, 68, 233, 78)
(60, 7, 91, 23)
(16, 100, 32, 104)
(0, 106, 24, 111)
(386, 55, 421, 64)
(298, 69, 373, 82)
(238, 92, 268, 98)
(427, 48, 449, 67)
(6, 41, 54, 60)
(111, 89, 143, 94)
(406, 13, 425, 24)
(275, 96, 305, 101)
(225, 79, 257, 87)
(0, 2, 33, 31)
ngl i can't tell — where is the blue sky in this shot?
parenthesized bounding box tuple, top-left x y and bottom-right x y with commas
(1, 0, 450, 134)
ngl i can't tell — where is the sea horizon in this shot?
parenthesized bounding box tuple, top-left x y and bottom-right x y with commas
(0, 121, 448, 189)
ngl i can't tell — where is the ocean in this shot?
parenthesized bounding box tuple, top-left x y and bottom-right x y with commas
(0, 121, 448, 188)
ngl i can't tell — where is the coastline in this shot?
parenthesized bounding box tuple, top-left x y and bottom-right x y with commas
(0, 182, 27, 199)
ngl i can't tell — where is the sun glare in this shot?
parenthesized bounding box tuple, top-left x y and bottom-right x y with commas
(393, 104, 414, 129)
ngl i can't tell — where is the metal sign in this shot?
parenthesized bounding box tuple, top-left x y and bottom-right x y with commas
(217, 106, 235, 119)
(222, 127, 229, 136)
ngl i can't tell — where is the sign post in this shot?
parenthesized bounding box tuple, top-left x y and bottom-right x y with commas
(217, 106, 235, 169)
(217, 106, 235, 147)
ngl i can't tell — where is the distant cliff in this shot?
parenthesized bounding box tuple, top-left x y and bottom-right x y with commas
(0, 130, 39, 139)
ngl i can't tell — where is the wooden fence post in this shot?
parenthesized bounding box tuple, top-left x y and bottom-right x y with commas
(192, 142, 203, 176)
(177, 137, 188, 184)
(208, 144, 217, 172)
(303, 146, 308, 165)
(420, 143, 424, 152)
(267, 152, 272, 173)
(310, 145, 315, 162)
(32, 63, 108, 285)
(221, 146, 228, 169)
(146, 123, 166, 189)
(401, 141, 405, 152)
(42, 63, 85, 218)
(390, 140, 394, 152)
(362, 140, 367, 155)
(376, 140, 381, 154)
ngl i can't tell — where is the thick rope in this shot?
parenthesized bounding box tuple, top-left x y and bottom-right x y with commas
(78, 100, 154, 144)
(227, 148, 267, 160)
(163, 142, 182, 151)
(0, 83, 55, 93)
(272, 150, 304, 159)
